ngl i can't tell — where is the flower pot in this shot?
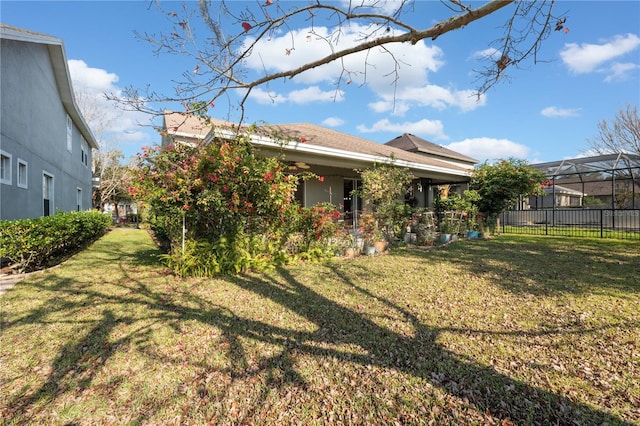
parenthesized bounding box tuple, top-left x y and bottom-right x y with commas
(438, 233, 451, 244)
(404, 233, 416, 244)
(466, 230, 479, 239)
(364, 245, 377, 256)
(344, 247, 358, 258)
(373, 241, 388, 253)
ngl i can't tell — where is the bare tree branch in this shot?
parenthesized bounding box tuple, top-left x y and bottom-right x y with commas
(111, 0, 561, 121)
(589, 104, 640, 156)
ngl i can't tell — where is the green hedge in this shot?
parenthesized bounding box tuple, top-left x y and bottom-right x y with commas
(0, 211, 111, 272)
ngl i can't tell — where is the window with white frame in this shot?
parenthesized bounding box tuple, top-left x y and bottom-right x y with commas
(66, 115, 73, 152)
(17, 158, 28, 189)
(81, 137, 86, 166)
(43, 171, 54, 216)
(81, 137, 90, 167)
(0, 150, 12, 185)
(77, 187, 82, 211)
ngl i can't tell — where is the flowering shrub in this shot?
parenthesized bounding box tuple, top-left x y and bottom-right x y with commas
(284, 203, 342, 255)
(130, 135, 299, 276)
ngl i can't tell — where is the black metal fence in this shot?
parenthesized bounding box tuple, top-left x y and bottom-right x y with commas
(500, 209, 640, 240)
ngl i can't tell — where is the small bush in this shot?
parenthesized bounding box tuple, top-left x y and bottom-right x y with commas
(161, 232, 289, 277)
(0, 211, 111, 272)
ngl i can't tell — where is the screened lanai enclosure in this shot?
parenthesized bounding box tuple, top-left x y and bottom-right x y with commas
(501, 153, 640, 239)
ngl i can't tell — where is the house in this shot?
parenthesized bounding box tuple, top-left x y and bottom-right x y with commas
(528, 184, 585, 209)
(161, 111, 477, 221)
(530, 153, 640, 209)
(384, 132, 478, 201)
(0, 25, 98, 221)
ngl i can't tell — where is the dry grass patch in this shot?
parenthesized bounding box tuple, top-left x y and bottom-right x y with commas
(1, 228, 638, 425)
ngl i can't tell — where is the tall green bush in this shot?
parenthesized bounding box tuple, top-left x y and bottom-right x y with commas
(357, 160, 414, 241)
(470, 158, 546, 231)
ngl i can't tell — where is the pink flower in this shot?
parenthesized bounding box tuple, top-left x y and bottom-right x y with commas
(318, 176, 324, 182)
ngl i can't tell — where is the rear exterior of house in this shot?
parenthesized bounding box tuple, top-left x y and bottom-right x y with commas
(161, 111, 477, 218)
(0, 25, 97, 221)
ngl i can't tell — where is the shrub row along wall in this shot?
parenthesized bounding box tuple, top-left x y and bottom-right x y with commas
(0, 211, 111, 272)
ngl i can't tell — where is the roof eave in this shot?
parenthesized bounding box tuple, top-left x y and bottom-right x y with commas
(206, 127, 471, 179)
(47, 44, 99, 150)
(1, 25, 99, 150)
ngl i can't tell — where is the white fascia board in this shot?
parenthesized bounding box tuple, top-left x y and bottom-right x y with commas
(199, 127, 471, 178)
(246, 131, 470, 178)
(42, 38, 99, 150)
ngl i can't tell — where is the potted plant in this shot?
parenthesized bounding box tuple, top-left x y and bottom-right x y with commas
(359, 213, 378, 255)
(462, 190, 481, 238)
(371, 228, 388, 253)
(438, 220, 453, 243)
(343, 231, 359, 258)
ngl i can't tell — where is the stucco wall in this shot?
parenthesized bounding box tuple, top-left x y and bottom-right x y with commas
(1, 38, 92, 220)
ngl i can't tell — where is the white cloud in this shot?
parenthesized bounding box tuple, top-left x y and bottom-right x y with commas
(249, 86, 344, 105)
(368, 99, 410, 115)
(288, 86, 344, 104)
(357, 118, 447, 140)
(68, 59, 155, 154)
(444, 137, 531, 162)
(241, 24, 444, 88)
(540, 106, 581, 118)
(339, 0, 405, 15)
(322, 117, 345, 127)
(248, 88, 285, 105)
(470, 47, 500, 61)
(241, 23, 489, 115)
(604, 62, 639, 83)
(560, 33, 640, 74)
(370, 85, 486, 115)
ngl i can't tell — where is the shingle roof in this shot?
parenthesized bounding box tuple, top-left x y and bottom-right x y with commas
(163, 111, 213, 140)
(162, 111, 473, 178)
(385, 133, 478, 164)
(266, 122, 470, 172)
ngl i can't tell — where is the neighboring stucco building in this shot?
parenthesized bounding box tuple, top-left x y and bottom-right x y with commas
(0, 25, 98, 220)
(528, 184, 585, 208)
(161, 111, 476, 222)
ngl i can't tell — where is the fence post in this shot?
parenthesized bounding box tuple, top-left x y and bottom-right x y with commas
(545, 210, 548, 235)
(600, 209, 603, 238)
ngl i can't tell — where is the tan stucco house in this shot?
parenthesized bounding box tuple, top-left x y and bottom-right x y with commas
(161, 111, 477, 222)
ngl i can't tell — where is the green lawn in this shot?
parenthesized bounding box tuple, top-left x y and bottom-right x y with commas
(1, 228, 638, 425)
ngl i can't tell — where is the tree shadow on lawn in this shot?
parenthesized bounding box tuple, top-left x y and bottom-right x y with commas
(3, 240, 634, 425)
(414, 237, 640, 297)
(225, 266, 633, 425)
(4, 310, 134, 423)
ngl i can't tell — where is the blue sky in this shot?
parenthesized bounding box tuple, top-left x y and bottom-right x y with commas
(2, 1, 639, 164)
